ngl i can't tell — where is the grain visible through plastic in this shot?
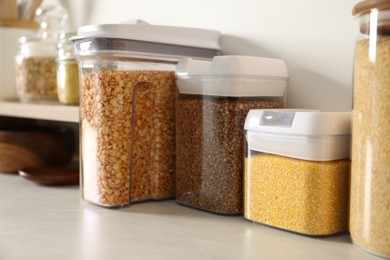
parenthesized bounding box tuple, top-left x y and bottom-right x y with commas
(176, 95, 284, 214)
(350, 37, 390, 257)
(244, 153, 350, 235)
(81, 70, 176, 207)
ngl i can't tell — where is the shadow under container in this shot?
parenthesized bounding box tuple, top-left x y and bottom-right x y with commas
(175, 56, 288, 214)
(72, 22, 220, 207)
(351, 1, 390, 258)
(244, 110, 351, 235)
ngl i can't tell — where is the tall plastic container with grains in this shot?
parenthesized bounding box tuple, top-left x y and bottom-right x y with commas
(175, 56, 288, 214)
(72, 22, 220, 207)
(351, 1, 390, 258)
(244, 110, 352, 235)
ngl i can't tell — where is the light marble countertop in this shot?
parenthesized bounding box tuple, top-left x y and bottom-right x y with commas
(0, 173, 378, 260)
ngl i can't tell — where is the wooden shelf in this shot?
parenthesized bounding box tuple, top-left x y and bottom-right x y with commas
(0, 101, 79, 123)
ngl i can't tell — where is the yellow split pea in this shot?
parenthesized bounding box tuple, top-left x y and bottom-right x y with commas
(244, 153, 350, 236)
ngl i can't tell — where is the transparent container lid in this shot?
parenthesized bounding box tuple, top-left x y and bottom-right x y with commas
(71, 20, 221, 61)
(176, 56, 288, 97)
(245, 109, 352, 161)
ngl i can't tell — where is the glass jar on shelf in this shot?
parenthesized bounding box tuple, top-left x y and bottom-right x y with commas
(57, 32, 79, 105)
(15, 3, 68, 103)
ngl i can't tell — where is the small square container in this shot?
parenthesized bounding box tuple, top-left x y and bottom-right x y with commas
(175, 56, 288, 214)
(72, 21, 220, 207)
(244, 110, 351, 235)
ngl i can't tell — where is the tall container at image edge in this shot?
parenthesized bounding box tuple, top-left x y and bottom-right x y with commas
(351, 0, 390, 258)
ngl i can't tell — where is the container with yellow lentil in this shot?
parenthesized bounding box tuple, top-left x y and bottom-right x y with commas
(72, 22, 220, 207)
(176, 56, 288, 215)
(244, 110, 351, 235)
(56, 32, 79, 105)
(351, 1, 390, 258)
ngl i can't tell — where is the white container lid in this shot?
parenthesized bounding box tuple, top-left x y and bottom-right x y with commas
(176, 56, 288, 97)
(244, 109, 352, 161)
(72, 20, 221, 51)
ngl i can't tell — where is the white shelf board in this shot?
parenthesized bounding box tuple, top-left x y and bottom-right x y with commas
(0, 101, 79, 123)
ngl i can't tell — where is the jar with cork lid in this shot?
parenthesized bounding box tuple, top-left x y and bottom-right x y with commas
(351, 0, 390, 258)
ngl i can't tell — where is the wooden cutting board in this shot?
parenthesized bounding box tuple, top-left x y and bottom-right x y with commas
(0, 129, 75, 173)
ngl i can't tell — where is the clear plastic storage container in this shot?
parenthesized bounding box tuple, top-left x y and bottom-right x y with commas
(244, 110, 351, 235)
(72, 22, 220, 207)
(175, 56, 288, 214)
(351, 0, 390, 257)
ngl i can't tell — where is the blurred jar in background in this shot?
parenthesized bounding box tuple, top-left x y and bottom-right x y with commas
(57, 32, 79, 105)
(15, 2, 68, 103)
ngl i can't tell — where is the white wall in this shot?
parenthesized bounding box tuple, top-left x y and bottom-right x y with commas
(68, 0, 361, 112)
